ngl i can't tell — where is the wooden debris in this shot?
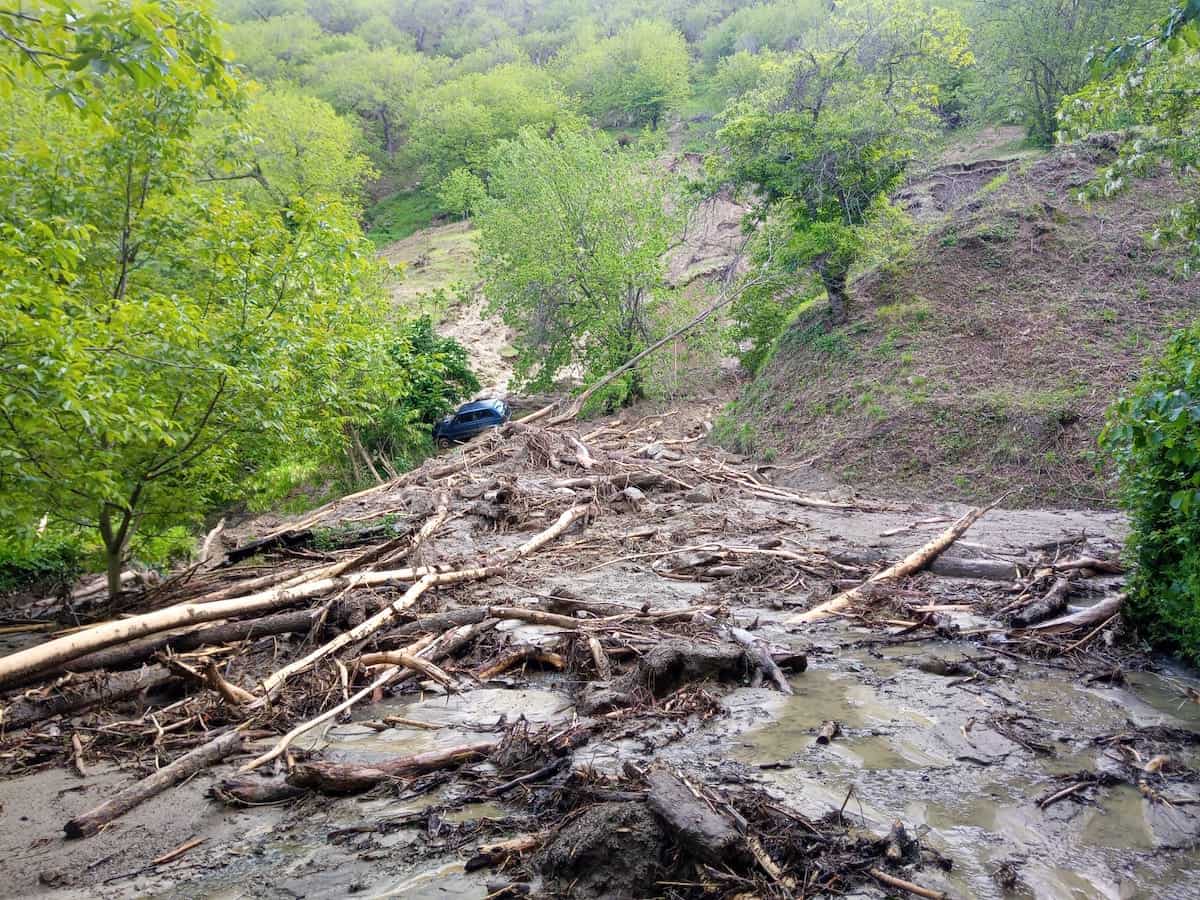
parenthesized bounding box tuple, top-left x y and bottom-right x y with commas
(788, 503, 995, 624)
(287, 741, 499, 793)
(65, 730, 244, 838)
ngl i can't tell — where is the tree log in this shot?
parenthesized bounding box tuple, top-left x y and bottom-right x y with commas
(287, 741, 499, 793)
(210, 776, 308, 806)
(1011, 578, 1073, 628)
(22, 610, 321, 684)
(788, 504, 994, 624)
(0, 566, 443, 689)
(725, 627, 794, 694)
(65, 730, 243, 838)
(645, 768, 746, 865)
(1030, 593, 1124, 632)
(2, 665, 174, 731)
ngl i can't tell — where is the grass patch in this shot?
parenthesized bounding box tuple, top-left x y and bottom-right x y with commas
(365, 190, 441, 245)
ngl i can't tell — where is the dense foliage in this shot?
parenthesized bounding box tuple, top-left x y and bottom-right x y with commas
(1075, 2, 1200, 660)
(719, 0, 972, 324)
(1102, 323, 1200, 663)
(0, 2, 476, 595)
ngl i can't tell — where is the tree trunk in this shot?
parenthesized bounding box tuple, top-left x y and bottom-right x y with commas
(98, 505, 131, 600)
(820, 266, 849, 324)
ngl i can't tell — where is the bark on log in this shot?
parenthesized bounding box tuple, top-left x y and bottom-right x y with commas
(380, 608, 489, 643)
(287, 741, 499, 793)
(787, 504, 994, 624)
(645, 768, 746, 865)
(2, 665, 174, 731)
(22, 610, 320, 684)
(64, 730, 243, 838)
(210, 776, 308, 806)
(1030, 593, 1124, 632)
(0, 566, 441, 689)
(1011, 578, 1073, 628)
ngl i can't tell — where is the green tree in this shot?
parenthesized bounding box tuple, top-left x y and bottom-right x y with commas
(407, 62, 581, 182)
(1101, 322, 1200, 663)
(304, 48, 436, 158)
(476, 129, 683, 405)
(718, 0, 973, 323)
(970, 0, 1161, 145)
(1079, 2, 1200, 661)
(436, 167, 487, 219)
(361, 316, 481, 465)
(1060, 0, 1200, 268)
(559, 19, 691, 128)
(0, 6, 397, 598)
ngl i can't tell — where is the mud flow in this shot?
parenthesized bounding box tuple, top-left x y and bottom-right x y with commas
(1, 405, 1197, 899)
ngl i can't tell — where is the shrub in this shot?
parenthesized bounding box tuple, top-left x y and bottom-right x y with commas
(1102, 321, 1200, 663)
(0, 534, 83, 596)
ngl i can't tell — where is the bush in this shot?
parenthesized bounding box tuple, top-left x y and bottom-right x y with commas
(1102, 321, 1200, 663)
(0, 534, 82, 596)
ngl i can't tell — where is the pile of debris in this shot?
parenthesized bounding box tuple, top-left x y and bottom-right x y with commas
(0, 407, 1147, 897)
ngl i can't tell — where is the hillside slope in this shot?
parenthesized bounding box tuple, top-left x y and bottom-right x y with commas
(723, 142, 1198, 507)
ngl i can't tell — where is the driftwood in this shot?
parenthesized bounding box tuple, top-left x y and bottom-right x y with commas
(816, 720, 841, 745)
(474, 647, 565, 681)
(1011, 577, 1073, 628)
(287, 741, 499, 793)
(64, 729, 244, 838)
(210, 776, 308, 806)
(2, 665, 174, 731)
(645, 768, 746, 865)
(788, 504, 994, 624)
(466, 833, 543, 872)
(725, 627, 795, 694)
(1030, 593, 1124, 632)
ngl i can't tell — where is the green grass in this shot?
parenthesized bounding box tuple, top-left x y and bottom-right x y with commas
(365, 190, 441, 245)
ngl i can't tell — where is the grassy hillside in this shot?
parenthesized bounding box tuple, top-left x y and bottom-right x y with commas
(719, 142, 1198, 507)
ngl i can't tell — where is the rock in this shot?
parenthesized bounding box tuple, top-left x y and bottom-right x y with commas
(685, 483, 719, 504)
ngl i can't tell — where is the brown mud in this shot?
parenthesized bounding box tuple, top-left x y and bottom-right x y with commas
(1, 401, 1198, 899)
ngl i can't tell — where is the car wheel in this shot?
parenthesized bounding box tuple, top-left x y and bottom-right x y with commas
(437, 437, 452, 450)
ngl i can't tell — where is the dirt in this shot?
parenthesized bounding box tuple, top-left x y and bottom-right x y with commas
(729, 140, 1199, 507)
(536, 802, 666, 898)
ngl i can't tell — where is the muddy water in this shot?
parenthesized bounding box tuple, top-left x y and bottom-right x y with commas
(713, 643, 1200, 900)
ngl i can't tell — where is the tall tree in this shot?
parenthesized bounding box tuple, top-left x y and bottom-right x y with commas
(718, 0, 973, 323)
(971, 0, 1162, 145)
(558, 19, 691, 128)
(0, 5, 397, 597)
(476, 129, 684, 405)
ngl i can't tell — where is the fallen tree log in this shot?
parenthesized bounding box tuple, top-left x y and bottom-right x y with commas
(210, 776, 308, 806)
(1030, 593, 1124, 632)
(725, 627, 794, 694)
(287, 741, 499, 793)
(1, 665, 174, 731)
(14, 610, 321, 685)
(645, 767, 746, 866)
(65, 729, 243, 838)
(787, 504, 994, 624)
(1011, 577, 1073, 628)
(0, 565, 443, 690)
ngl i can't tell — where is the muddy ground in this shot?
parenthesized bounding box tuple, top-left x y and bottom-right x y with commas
(2, 402, 1199, 900)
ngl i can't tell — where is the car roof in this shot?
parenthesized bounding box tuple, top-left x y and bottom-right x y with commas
(456, 398, 506, 415)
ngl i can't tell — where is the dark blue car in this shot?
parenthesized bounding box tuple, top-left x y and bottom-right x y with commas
(432, 399, 510, 448)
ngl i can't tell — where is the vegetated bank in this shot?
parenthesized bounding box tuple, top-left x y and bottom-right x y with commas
(718, 140, 1197, 508)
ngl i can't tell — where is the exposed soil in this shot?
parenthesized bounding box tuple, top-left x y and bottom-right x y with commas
(2, 400, 1198, 899)
(730, 140, 1200, 507)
